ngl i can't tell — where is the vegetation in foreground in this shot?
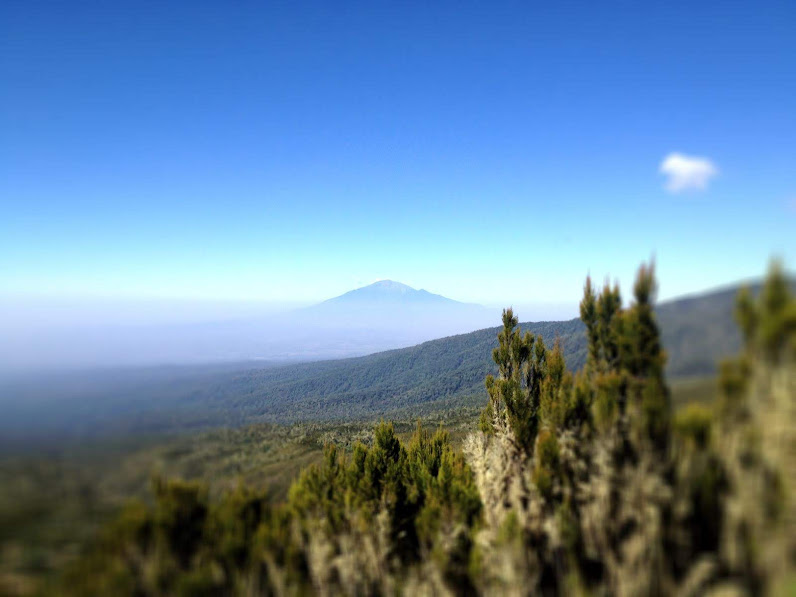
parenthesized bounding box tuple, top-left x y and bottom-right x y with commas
(0, 415, 486, 594)
(0, 381, 712, 595)
(11, 262, 796, 596)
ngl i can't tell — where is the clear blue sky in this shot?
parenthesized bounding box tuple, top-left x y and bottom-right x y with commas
(2, 0, 794, 311)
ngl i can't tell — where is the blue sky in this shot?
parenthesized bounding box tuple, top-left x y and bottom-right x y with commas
(2, 0, 794, 314)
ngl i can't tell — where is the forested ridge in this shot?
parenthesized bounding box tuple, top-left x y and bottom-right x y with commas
(47, 262, 795, 596)
(2, 281, 781, 443)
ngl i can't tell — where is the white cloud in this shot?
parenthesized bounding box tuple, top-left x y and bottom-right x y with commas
(659, 152, 718, 193)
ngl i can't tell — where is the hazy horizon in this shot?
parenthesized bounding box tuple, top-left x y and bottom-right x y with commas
(1, 269, 783, 327)
(1, 272, 783, 375)
(2, 3, 794, 313)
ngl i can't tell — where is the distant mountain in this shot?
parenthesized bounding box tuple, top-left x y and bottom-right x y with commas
(291, 280, 498, 355)
(0, 281, 498, 372)
(319, 280, 462, 306)
(2, 279, 781, 444)
(304, 280, 488, 317)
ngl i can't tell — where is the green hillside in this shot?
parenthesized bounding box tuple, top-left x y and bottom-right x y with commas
(1, 280, 780, 442)
(188, 282, 752, 425)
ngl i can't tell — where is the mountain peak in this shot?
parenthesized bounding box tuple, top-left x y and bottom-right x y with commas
(316, 280, 460, 307)
(362, 280, 415, 292)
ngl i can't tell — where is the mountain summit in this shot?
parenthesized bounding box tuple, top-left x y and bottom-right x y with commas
(276, 281, 497, 359)
(321, 280, 462, 306)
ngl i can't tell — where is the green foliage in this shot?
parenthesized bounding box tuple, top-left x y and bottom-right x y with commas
(410, 423, 481, 587)
(580, 276, 600, 370)
(568, 369, 594, 428)
(576, 262, 672, 451)
(758, 261, 796, 359)
(717, 357, 751, 421)
(481, 308, 551, 452)
(596, 280, 623, 371)
(53, 420, 482, 595)
(736, 260, 796, 361)
(496, 510, 523, 547)
(592, 371, 622, 433)
(478, 399, 496, 434)
(533, 430, 560, 501)
(151, 477, 209, 567)
(556, 500, 580, 553)
(210, 484, 271, 574)
(60, 478, 225, 596)
(735, 285, 758, 344)
(535, 429, 560, 471)
(289, 443, 348, 531)
(673, 403, 713, 450)
(638, 376, 670, 452)
(540, 340, 576, 430)
(623, 262, 666, 381)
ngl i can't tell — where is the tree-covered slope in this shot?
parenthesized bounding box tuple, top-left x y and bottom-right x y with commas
(656, 284, 746, 376)
(2, 280, 786, 441)
(224, 319, 586, 423)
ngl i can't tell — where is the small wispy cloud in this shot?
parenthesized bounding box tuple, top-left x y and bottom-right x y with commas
(659, 152, 718, 193)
